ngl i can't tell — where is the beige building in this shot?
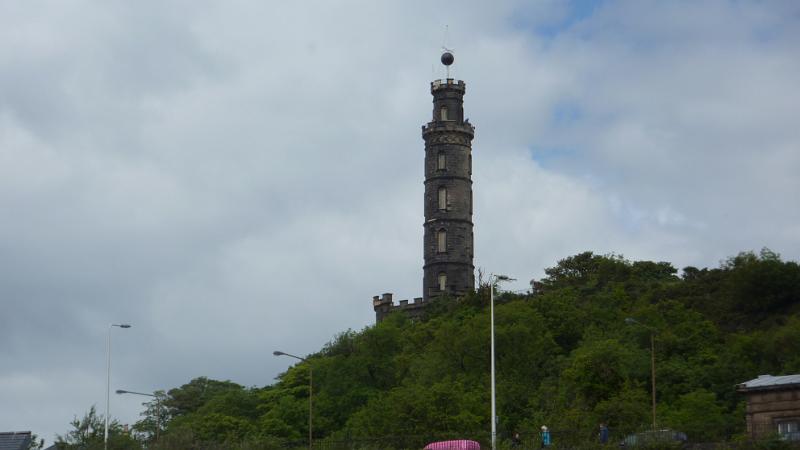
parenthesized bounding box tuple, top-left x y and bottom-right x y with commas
(737, 374, 800, 440)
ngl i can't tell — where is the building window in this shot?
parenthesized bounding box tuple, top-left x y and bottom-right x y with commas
(777, 421, 799, 437)
(438, 152, 446, 171)
(437, 229, 446, 253)
(438, 272, 447, 291)
(438, 187, 447, 210)
(440, 106, 449, 121)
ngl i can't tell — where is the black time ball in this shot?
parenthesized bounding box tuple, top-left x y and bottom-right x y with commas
(441, 52, 454, 66)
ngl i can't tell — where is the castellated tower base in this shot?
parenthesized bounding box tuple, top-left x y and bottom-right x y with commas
(373, 77, 475, 323)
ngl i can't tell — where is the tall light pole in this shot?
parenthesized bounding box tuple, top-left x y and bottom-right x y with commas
(274, 350, 313, 449)
(105, 323, 131, 450)
(116, 389, 161, 441)
(491, 274, 514, 450)
(625, 317, 657, 430)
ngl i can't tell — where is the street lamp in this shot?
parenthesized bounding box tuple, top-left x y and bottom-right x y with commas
(274, 350, 313, 449)
(625, 317, 657, 430)
(105, 323, 131, 450)
(116, 389, 161, 441)
(490, 274, 514, 450)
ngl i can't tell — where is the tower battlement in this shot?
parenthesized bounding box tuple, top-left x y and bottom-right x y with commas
(422, 121, 475, 137)
(372, 293, 428, 322)
(431, 78, 466, 93)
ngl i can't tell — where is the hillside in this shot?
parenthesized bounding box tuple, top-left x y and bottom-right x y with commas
(56, 249, 800, 449)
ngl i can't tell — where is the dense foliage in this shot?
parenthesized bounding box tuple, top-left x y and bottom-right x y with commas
(54, 405, 140, 449)
(66, 249, 800, 448)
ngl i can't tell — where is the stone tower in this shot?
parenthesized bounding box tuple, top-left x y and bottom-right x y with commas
(372, 53, 475, 322)
(422, 62, 475, 299)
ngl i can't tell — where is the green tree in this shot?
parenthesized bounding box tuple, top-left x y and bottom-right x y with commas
(663, 390, 731, 442)
(163, 376, 244, 417)
(26, 434, 44, 450)
(170, 412, 256, 443)
(100, 250, 799, 447)
(131, 390, 168, 443)
(593, 382, 650, 436)
(563, 338, 637, 405)
(55, 405, 139, 450)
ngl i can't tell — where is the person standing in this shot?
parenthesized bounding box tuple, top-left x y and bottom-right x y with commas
(599, 423, 609, 445)
(540, 426, 551, 448)
(511, 432, 522, 448)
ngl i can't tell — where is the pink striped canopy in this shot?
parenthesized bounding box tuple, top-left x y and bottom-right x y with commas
(423, 440, 481, 450)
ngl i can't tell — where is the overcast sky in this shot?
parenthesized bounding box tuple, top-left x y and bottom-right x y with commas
(1, 0, 799, 444)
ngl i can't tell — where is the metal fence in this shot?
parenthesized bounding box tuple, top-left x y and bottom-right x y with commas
(257, 431, 640, 450)
(145, 428, 800, 450)
(747, 420, 800, 442)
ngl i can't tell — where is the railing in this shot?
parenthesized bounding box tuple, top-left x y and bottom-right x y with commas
(146, 427, 800, 450)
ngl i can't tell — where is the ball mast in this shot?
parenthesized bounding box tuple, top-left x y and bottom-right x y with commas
(441, 25, 454, 78)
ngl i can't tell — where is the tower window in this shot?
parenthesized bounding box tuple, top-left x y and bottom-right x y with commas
(438, 187, 447, 211)
(437, 152, 446, 171)
(438, 272, 447, 291)
(440, 106, 449, 121)
(469, 231, 474, 257)
(469, 190, 473, 215)
(437, 229, 446, 253)
(778, 421, 799, 437)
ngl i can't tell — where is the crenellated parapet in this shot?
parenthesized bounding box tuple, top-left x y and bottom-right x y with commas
(372, 293, 429, 322)
(431, 78, 466, 93)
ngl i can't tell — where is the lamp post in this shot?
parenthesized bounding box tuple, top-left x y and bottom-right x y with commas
(625, 317, 657, 430)
(274, 350, 312, 449)
(116, 389, 161, 441)
(105, 323, 131, 450)
(491, 274, 514, 450)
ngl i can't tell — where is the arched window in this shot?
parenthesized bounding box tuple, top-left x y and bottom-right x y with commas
(438, 272, 447, 291)
(440, 106, 449, 121)
(437, 229, 446, 253)
(437, 152, 446, 171)
(438, 187, 447, 210)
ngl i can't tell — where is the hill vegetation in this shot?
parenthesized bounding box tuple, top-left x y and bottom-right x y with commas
(57, 249, 800, 449)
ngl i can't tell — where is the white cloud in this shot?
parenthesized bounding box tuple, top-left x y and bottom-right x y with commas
(1, 0, 798, 443)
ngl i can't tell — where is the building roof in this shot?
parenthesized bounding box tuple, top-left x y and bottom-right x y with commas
(0, 431, 32, 450)
(738, 374, 800, 391)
